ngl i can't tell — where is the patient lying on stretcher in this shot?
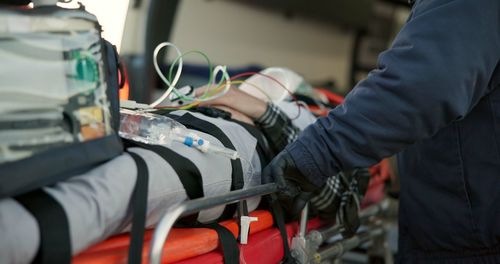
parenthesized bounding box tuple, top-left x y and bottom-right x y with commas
(194, 87, 371, 223)
(0, 83, 368, 263)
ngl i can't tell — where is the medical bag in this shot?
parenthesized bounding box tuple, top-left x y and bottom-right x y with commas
(0, 4, 123, 198)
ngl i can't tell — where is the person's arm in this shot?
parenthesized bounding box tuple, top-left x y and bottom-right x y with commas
(287, 0, 500, 186)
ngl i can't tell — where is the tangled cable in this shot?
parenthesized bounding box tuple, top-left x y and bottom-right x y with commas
(150, 42, 231, 108)
(150, 42, 305, 120)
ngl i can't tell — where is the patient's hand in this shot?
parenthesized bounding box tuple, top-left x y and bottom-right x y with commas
(196, 86, 268, 120)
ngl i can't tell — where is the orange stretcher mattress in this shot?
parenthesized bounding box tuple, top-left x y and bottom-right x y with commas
(73, 210, 275, 264)
(73, 211, 324, 264)
(175, 218, 325, 264)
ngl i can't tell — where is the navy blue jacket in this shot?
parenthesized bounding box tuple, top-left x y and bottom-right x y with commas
(287, 0, 500, 262)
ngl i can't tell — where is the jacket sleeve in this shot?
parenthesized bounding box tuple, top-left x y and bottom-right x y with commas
(287, 0, 500, 186)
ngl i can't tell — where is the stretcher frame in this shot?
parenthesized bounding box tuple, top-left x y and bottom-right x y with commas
(149, 183, 393, 264)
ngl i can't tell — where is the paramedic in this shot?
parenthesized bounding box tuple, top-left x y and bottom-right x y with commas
(263, 0, 500, 263)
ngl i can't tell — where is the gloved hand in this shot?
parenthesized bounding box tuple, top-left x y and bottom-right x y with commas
(262, 150, 319, 218)
(263, 150, 372, 235)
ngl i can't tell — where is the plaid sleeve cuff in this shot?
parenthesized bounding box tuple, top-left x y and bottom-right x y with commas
(255, 103, 300, 152)
(255, 103, 281, 128)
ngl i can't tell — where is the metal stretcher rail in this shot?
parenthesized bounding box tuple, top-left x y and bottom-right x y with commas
(310, 198, 390, 245)
(291, 199, 391, 263)
(149, 183, 392, 264)
(149, 183, 278, 264)
(315, 226, 385, 263)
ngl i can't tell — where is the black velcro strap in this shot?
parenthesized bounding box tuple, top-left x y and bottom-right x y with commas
(126, 141, 204, 201)
(230, 118, 274, 167)
(168, 113, 244, 190)
(164, 113, 244, 220)
(15, 189, 71, 264)
(0, 134, 123, 199)
(268, 194, 296, 264)
(127, 151, 150, 264)
(203, 223, 240, 264)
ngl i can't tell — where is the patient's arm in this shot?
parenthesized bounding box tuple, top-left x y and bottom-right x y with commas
(196, 86, 301, 153)
(196, 86, 267, 120)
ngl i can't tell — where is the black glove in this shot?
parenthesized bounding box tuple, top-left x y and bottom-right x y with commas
(263, 150, 372, 234)
(262, 150, 318, 218)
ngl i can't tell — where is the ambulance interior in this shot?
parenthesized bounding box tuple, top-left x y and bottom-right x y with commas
(0, 1, 412, 263)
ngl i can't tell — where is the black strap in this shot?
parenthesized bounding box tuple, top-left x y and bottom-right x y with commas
(0, 134, 123, 199)
(269, 194, 297, 264)
(124, 140, 204, 223)
(230, 118, 274, 167)
(15, 189, 72, 264)
(202, 223, 240, 264)
(168, 113, 244, 190)
(163, 113, 244, 220)
(125, 141, 204, 201)
(127, 151, 150, 264)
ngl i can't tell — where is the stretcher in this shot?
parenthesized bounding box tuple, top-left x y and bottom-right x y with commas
(73, 182, 394, 264)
